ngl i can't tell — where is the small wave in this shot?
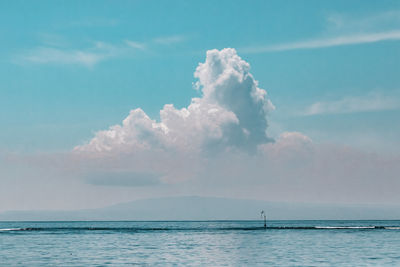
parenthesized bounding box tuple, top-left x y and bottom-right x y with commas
(0, 228, 23, 231)
(384, 227, 400, 230)
(314, 226, 376, 229)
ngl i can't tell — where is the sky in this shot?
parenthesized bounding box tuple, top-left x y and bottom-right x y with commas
(0, 0, 400, 213)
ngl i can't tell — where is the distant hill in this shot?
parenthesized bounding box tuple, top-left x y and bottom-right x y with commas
(1, 196, 399, 221)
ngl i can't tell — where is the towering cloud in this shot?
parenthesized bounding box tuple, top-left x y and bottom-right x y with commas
(75, 48, 274, 154)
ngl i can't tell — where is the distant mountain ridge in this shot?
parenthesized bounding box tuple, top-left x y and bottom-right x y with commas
(1, 196, 399, 221)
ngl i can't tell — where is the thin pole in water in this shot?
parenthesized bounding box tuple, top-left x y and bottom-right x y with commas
(261, 210, 266, 228)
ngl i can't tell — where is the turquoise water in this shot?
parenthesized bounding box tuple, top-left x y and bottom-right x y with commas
(1, 220, 399, 266)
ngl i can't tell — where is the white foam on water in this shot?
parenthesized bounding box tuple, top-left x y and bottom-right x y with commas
(384, 227, 400, 230)
(0, 228, 23, 231)
(315, 226, 375, 229)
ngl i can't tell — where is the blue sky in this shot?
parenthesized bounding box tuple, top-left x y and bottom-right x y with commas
(1, 1, 400, 212)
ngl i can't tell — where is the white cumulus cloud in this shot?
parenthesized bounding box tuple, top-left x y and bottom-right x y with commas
(75, 48, 275, 154)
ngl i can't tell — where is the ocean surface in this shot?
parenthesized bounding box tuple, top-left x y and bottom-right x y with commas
(1, 220, 399, 266)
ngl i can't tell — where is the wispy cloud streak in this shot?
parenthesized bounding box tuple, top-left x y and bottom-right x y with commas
(303, 92, 400, 116)
(15, 41, 122, 68)
(15, 34, 187, 67)
(153, 35, 186, 45)
(125, 40, 147, 50)
(18, 47, 109, 67)
(242, 30, 400, 53)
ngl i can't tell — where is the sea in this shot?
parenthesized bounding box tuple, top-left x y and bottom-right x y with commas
(1, 220, 399, 266)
